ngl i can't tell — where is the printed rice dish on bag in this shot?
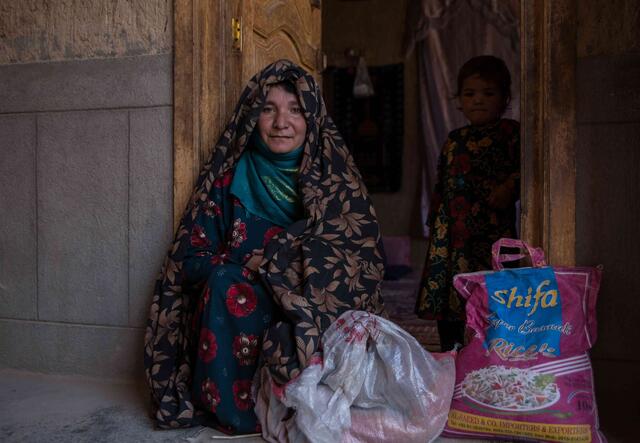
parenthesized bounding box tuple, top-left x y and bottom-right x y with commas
(461, 365, 560, 411)
(441, 239, 605, 443)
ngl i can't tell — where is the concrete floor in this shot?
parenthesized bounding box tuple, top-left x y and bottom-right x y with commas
(0, 368, 255, 443)
(0, 368, 491, 443)
(3, 367, 621, 443)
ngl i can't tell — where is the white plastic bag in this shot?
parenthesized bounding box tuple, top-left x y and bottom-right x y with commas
(255, 310, 455, 443)
(353, 57, 375, 98)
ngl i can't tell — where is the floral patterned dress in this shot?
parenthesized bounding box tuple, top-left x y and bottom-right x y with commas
(416, 119, 520, 322)
(182, 169, 284, 434)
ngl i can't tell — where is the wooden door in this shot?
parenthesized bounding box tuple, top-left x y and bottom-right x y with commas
(173, 0, 321, 229)
(226, 0, 321, 110)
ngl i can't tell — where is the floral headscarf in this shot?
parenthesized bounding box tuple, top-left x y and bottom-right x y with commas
(144, 59, 386, 428)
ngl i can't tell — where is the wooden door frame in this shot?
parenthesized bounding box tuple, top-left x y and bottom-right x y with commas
(173, 0, 578, 265)
(520, 0, 577, 265)
(173, 0, 240, 229)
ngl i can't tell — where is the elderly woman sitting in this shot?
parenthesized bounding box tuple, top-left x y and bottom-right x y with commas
(144, 60, 386, 434)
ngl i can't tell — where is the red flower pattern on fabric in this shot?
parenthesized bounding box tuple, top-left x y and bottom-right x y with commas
(211, 255, 226, 265)
(232, 380, 253, 411)
(226, 283, 257, 317)
(198, 328, 218, 363)
(232, 333, 259, 366)
(201, 378, 221, 412)
(190, 224, 211, 248)
(204, 199, 222, 217)
(263, 226, 284, 246)
(451, 153, 471, 175)
(450, 196, 471, 219)
(213, 171, 233, 188)
(241, 266, 256, 281)
(230, 218, 247, 248)
(451, 220, 471, 248)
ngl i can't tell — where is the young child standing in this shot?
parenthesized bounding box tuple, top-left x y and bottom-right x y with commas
(415, 55, 520, 351)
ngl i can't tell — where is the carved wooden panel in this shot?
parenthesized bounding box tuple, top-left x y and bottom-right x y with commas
(237, 0, 321, 85)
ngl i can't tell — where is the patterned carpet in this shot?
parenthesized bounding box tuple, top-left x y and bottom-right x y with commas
(381, 275, 441, 352)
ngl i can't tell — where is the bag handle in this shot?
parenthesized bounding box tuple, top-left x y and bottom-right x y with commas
(491, 238, 546, 270)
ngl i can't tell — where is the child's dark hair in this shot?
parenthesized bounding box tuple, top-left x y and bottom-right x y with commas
(455, 55, 512, 110)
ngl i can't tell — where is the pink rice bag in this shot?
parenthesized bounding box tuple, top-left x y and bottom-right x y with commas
(442, 238, 605, 442)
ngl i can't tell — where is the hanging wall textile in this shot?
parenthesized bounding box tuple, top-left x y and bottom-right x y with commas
(327, 63, 404, 193)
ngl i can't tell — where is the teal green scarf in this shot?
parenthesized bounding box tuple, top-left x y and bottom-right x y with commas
(230, 132, 304, 227)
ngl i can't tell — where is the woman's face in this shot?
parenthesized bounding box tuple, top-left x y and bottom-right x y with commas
(459, 74, 505, 126)
(258, 85, 307, 153)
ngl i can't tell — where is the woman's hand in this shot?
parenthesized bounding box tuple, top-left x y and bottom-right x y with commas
(245, 249, 264, 272)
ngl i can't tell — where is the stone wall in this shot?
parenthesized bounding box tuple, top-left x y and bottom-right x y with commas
(0, 0, 171, 64)
(0, 1, 173, 380)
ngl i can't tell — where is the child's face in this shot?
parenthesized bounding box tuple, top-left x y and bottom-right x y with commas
(459, 74, 505, 126)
